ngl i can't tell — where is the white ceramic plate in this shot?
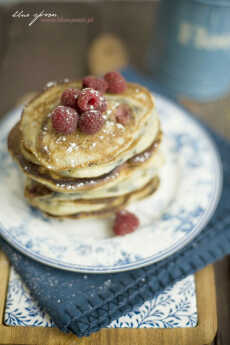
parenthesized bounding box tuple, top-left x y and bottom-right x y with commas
(0, 94, 222, 273)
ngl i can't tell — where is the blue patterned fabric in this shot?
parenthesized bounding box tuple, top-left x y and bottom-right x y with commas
(0, 69, 230, 337)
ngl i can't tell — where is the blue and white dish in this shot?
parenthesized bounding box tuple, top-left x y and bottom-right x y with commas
(0, 94, 222, 273)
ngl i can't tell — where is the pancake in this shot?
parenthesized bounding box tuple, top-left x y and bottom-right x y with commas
(25, 176, 160, 218)
(20, 81, 159, 177)
(8, 123, 162, 194)
(24, 150, 163, 200)
(8, 77, 164, 220)
(20, 108, 160, 178)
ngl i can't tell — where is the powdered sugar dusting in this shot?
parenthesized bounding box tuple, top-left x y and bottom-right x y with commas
(66, 142, 78, 153)
(45, 81, 57, 89)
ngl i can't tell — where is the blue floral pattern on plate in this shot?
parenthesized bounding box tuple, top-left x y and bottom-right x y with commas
(0, 94, 222, 273)
(4, 268, 197, 328)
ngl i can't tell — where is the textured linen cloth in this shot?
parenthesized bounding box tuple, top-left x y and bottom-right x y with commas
(4, 269, 197, 328)
(0, 69, 229, 337)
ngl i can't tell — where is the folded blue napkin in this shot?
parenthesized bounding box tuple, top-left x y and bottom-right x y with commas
(0, 69, 230, 338)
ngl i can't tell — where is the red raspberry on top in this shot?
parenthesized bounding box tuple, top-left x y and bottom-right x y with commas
(104, 71, 127, 94)
(82, 76, 108, 93)
(115, 104, 132, 125)
(77, 88, 107, 114)
(78, 110, 105, 135)
(113, 210, 140, 236)
(61, 88, 80, 108)
(51, 106, 79, 134)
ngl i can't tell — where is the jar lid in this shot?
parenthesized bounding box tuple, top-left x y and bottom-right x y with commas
(193, 0, 230, 6)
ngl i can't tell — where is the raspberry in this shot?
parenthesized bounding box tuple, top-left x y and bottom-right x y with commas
(115, 104, 132, 125)
(77, 88, 101, 113)
(104, 71, 127, 94)
(82, 76, 108, 93)
(61, 88, 80, 108)
(77, 88, 107, 114)
(113, 210, 139, 236)
(78, 110, 105, 134)
(51, 106, 78, 134)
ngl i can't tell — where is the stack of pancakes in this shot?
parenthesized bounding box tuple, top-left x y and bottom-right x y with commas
(8, 81, 163, 218)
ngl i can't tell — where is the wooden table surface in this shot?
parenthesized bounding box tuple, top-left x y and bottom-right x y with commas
(0, 3, 229, 344)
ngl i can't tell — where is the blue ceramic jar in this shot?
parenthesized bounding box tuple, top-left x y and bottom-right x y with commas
(148, 0, 230, 100)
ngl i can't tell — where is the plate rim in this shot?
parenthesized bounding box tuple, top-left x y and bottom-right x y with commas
(0, 94, 223, 273)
